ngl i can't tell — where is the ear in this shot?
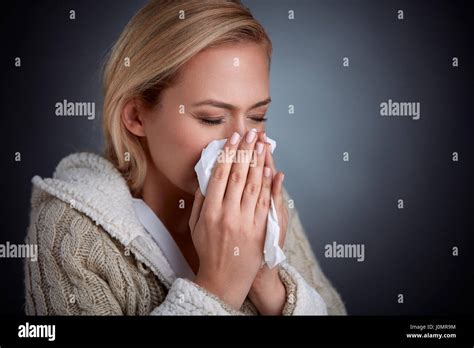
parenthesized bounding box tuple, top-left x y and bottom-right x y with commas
(122, 98, 147, 137)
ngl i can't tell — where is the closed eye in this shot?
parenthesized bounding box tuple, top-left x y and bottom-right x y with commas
(249, 116, 268, 123)
(194, 113, 268, 126)
(199, 118, 224, 125)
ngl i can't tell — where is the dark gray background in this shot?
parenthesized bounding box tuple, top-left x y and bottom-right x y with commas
(1, 0, 473, 315)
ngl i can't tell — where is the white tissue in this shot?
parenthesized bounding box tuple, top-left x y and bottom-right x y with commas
(194, 135, 286, 269)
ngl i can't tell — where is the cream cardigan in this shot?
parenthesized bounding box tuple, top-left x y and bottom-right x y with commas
(24, 152, 347, 315)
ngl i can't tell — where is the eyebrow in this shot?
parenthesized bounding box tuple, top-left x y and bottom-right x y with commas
(191, 97, 272, 111)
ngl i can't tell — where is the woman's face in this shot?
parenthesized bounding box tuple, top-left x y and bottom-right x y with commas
(141, 42, 271, 195)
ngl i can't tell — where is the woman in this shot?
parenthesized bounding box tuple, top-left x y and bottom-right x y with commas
(24, 0, 347, 315)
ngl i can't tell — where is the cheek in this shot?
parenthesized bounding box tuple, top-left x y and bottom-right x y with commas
(176, 135, 204, 171)
(171, 117, 221, 164)
(146, 116, 213, 191)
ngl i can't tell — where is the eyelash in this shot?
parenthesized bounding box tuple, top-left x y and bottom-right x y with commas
(199, 117, 268, 126)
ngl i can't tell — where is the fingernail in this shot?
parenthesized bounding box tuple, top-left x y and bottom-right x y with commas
(230, 132, 240, 145)
(262, 132, 267, 142)
(256, 142, 264, 155)
(264, 167, 271, 177)
(281, 173, 285, 182)
(246, 128, 257, 143)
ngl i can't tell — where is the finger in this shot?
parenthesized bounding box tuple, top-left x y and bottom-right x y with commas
(271, 171, 285, 215)
(223, 128, 259, 209)
(263, 132, 278, 178)
(203, 131, 241, 211)
(271, 171, 287, 246)
(241, 141, 267, 217)
(189, 187, 205, 233)
(254, 166, 272, 226)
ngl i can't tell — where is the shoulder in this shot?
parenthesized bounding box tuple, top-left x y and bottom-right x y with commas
(280, 186, 311, 251)
(26, 188, 165, 315)
(27, 188, 117, 261)
(280, 186, 348, 315)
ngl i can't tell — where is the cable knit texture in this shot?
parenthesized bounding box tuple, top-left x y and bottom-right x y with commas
(24, 152, 347, 315)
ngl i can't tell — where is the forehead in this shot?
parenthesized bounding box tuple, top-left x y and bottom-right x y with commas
(172, 42, 270, 106)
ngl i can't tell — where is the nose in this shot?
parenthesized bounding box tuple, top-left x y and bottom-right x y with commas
(230, 117, 255, 139)
(225, 114, 265, 141)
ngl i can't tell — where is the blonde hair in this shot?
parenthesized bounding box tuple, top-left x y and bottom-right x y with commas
(102, 0, 272, 196)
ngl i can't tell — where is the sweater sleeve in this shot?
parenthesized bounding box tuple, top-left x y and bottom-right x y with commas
(149, 279, 242, 315)
(277, 187, 348, 315)
(24, 192, 242, 315)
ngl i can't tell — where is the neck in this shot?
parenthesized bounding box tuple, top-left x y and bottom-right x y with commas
(139, 162, 194, 237)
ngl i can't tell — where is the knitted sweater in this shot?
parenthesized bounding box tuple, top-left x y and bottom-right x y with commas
(24, 152, 347, 315)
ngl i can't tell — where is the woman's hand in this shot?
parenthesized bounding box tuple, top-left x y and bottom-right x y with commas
(190, 129, 273, 310)
(248, 131, 289, 315)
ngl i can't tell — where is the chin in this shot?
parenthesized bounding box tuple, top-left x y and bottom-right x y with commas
(189, 180, 199, 195)
(172, 176, 199, 196)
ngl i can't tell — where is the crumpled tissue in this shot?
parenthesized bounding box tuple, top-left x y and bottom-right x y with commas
(194, 135, 286, 269)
